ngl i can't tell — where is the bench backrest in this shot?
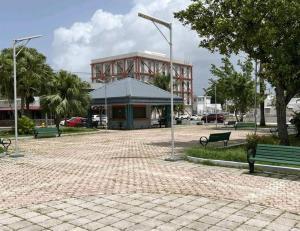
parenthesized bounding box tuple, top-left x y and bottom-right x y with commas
(209, 132, 231, 142)
(34, 127, 59, 133)
(236, 122, 255, 127)
(256, 144, 300, 165)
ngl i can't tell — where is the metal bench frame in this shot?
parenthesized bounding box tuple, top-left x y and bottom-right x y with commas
(0, 138, 11, 153)
(200, 132, 231, 147)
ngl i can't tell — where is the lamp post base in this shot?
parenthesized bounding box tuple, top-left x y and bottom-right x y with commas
(164, 155, 183, 162)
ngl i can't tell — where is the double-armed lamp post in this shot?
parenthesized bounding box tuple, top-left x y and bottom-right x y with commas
(138, 13, 175, 160)
(11, 35, 42, 157)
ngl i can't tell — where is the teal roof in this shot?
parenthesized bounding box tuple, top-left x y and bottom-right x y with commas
(90, 78, 181, 99)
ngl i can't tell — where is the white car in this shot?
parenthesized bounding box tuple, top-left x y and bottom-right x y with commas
(178, 114, 190, 120)
(190, 115, 200, 121)
(93, 115, 107, 124)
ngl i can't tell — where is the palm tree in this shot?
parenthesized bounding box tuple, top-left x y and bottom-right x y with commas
(0, 47, 53, 117)
(153, 73, 170, 91)
(40, 70, 91, 129)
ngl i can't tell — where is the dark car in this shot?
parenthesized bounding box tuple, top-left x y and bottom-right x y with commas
(201, 114, 225, 123)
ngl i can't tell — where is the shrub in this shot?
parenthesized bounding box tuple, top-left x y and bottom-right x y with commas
(18, 116, 35, 135)
(245, 134, 279, 151)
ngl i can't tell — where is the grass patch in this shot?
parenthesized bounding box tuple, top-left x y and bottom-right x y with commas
(0, 146, 4, 154)
(186, 146, 247, 163)
(186, 134, 300, 168)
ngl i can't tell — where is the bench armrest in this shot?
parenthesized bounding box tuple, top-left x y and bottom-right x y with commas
(0, 138, 11, 151)
(199, 136, 208, 147)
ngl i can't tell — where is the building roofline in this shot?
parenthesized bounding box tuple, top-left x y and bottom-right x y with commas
(91, 51, 192, 66)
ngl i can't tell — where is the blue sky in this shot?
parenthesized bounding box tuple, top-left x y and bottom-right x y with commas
(0, 0, 133, 62)
(0, 0, 226, 94)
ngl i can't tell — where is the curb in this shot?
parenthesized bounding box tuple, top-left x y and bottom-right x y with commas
(187, 156, 300, 174)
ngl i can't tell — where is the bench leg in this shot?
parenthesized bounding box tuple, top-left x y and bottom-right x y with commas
(248, 162, 255, 173)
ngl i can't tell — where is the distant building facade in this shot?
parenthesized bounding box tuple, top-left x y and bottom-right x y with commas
(193, 96, 222, 115)
(91, 52, 193, 111)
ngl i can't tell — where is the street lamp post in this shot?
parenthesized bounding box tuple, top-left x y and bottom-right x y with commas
(104, 79, 108, 131)
(254, 59, 258, 135)
(11, 35, 42, 158)
(138, 13, 175, 160)
(215, 83, 217, 128)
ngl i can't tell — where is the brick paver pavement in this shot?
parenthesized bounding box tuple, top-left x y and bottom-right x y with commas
(0, 125, 299, 230)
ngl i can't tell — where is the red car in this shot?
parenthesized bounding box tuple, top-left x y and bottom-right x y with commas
(201, 114, 225, 123)
(66, 117, 87, 127)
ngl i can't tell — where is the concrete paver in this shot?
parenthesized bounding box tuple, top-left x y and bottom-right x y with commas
(0, 125, 299, 230)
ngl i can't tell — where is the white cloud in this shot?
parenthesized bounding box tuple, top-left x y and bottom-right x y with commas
(52, 0, 223, 94)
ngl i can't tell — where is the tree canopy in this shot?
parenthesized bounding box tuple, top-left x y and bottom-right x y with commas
(40, 70, 91, 128)
(206, 57, 255, 121)
(0, 47, 53, 115)
(175, 0, 300, 144)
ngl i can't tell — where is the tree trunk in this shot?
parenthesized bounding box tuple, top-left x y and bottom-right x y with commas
(260, 101, 266, 126)
(240, 113, 244, 122)
(259, 78, 266, 126)
(20, 97, 25, 116)
(275, 85, 289, 145)
(235, 111, 239, 122)
(25, 101, 31, 118)
(55, 116, 60, 130)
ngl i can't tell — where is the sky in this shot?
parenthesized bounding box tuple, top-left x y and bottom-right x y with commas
(0, 0, 226, 95)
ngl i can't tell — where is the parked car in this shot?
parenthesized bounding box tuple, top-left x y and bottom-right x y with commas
(66, 117, 87, 127)
(176, 114, 190, 120)
(201, 114, 225, 123)
(190, 114, 201, 121)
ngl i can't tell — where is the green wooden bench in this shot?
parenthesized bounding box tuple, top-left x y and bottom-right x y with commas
(247, 144, 300, 173)
(33, 127, 61, 138)
(0, 138, 11, 153)
(200, 132, 231, 147)
(235, 122, 256, 130)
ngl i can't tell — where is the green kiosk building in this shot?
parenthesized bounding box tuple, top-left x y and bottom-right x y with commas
(90, 78, 183, 129)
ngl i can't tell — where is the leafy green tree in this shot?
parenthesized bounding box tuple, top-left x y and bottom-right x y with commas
(206, 57, 255, 121)
(40, 70, 91, 128)
(175, 0, 300, 145)
(204, 80, 226, 107)
(0, 47, 53, 116)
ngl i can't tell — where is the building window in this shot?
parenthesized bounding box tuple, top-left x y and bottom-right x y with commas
(126, 59, 134, 74)
(104, 64, 111, 75)
(117, 61, 123, 74)
(112, 106, 125, 119)
(133, 106, 146, 119)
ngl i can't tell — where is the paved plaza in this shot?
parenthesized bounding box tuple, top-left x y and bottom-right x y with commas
(0, 125, 299, 230)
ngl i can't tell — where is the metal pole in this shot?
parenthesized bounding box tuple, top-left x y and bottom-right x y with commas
(105, 79, 108, 131)
(205, 96, 207, 124)
(12, 42, 21, 157)
(170, 23, 175, 160)
(137, 13, 175, 160)
(215, 83, 217, 128)
(10, 35, 42, 157)
(254, 60, 258, 134)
